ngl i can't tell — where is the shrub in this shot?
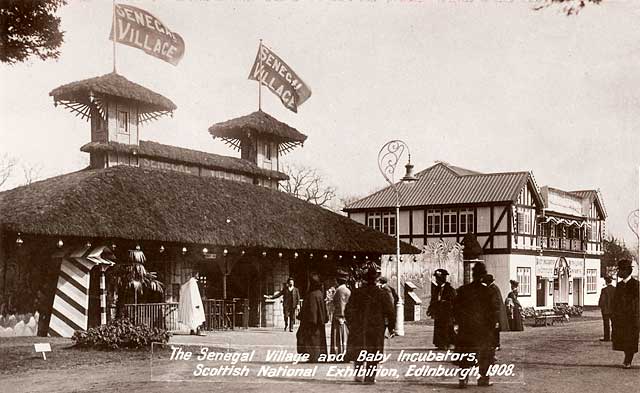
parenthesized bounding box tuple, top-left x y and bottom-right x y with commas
(72, 318, 171, 350)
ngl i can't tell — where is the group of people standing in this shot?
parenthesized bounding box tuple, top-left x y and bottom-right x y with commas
(427, 268, 523, 353)
(267, 269, 397, 384)
(426, 262, 509, 387)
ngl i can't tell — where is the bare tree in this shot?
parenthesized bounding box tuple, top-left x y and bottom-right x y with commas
(533, 0, 603, 15)
(0, 153, 17, 188)
(22, 162, 43, 185)
(282, 164, 336, 208)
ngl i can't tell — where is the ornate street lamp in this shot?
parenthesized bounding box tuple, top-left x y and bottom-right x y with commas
(377, 140, 418, 336)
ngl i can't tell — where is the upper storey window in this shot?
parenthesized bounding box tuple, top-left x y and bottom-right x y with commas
(118, 111, 129, 134)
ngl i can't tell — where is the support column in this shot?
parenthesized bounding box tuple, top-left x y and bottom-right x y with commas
(100, 266, 107, 325)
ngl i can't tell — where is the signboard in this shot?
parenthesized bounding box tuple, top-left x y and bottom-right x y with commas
(139, 158, 198, 175)
(536, 256, 556, 278)
(248, 43, 312, 113)
(567, 258, 584, 277)
(110, 4, 185, 66)
(34, 343, 51, 360)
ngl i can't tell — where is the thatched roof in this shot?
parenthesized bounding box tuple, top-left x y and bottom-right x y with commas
(209, 111, 307, 155)
(0, 166, 417, 254)
(81, 140, 288, 181)
(50, 73, 176, 123)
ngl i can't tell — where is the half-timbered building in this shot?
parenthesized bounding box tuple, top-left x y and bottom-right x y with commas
(344, 162, 606, 308)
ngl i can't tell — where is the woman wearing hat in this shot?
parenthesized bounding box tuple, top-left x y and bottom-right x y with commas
(505, 280, 524, 331)
(427, 268, 456, 350)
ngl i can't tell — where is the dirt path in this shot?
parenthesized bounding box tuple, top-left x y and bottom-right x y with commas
(2, 319, 638, 393)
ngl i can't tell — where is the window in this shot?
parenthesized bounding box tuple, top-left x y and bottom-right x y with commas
(516, 267, 531, 296)
(117, 110, 129, 134)
(367, 212, 396, 236)
(427, 209, 441, 235)
(367, 212, 381, 231)
(587, 269, 597, 294)
(517, 207, 532, 234)
(264, 142, 272, 161)
(443, 209, 457, 234)
(459, 209, 474, 234)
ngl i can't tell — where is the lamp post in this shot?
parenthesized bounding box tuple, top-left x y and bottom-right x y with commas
(378, 140, 417, 337)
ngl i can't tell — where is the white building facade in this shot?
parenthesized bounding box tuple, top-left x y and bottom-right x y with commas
(344, 163, 607, 308)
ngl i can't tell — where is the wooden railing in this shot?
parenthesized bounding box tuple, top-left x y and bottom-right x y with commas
(123, 298, 249, 332)
(123, 302, 179, 331)
(538, 237, 586, 252)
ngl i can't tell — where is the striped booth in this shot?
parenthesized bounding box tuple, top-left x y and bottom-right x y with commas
(48, 245, 114, 338)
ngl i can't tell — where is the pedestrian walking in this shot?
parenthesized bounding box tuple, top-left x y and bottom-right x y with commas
(264, 277, 300, 332)
(330, 270, 351, 356)
(598, 276, 615, 342)
(427, 269, 456, 350)
(296, 272, 328, 362)
(345, 267, 396, 384)
(611, 259, 639, 369)
(483, 274, 509, 350)
(454, 262, 499, 388)
(505, 280, 524, 332)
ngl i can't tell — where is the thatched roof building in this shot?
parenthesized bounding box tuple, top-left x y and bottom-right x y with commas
(0, 165, 415, 255)
(209, 110, 307, 154)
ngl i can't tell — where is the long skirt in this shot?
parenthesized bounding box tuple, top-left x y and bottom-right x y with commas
(296, 323, 327, 362)
(508, 310, 524, 332)
(330, 319, 349, 355)
(433, 318, 456, 349)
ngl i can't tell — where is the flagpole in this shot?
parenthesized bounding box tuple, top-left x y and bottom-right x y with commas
(258, 39, 262, 111)
(112, 0, 117, 73)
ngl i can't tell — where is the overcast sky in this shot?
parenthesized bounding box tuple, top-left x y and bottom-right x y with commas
(1, 0, 638, 242)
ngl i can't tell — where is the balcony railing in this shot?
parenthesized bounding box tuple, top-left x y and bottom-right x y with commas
(538, 237, 586, 252)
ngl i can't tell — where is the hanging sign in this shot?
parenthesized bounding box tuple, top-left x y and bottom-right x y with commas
(110, 3, 185, 66)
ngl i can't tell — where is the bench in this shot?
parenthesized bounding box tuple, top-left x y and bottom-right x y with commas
(533, 310, 566, 326)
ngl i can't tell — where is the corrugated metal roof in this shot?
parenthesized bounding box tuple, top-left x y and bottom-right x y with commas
(345, 163, 533, 210)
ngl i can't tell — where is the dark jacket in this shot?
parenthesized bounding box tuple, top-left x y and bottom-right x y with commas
(454, 281, 498, 351)
(598, 285, 615, 315)
(612, 277, 639, 354)
(274, 285, 300, 312)
(296, 286, 328, 361)
(428, 282, 456, 321)
(488, 283, 509, 332)
(345, 283, 395, 361)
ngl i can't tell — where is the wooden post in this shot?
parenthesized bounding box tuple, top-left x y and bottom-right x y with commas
(100, 266, 107, 325)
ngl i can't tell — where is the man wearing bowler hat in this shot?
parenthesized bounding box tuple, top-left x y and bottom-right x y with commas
(611, 259, 639, 368)
(598, 276, 615, 342)
(428, 268, 456, 350)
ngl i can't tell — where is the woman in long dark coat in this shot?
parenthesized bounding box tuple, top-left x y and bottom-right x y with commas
(505, 280, 524, 332)
(296, 272, 328, 362)
(427, 269, 456, 349)
(611, 259, 639, 368)
(345, 267, 395, 383)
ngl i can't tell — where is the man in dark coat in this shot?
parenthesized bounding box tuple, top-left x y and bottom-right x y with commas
(345, 267, 396, 384)
(483, 274, 509, 350)
(611, 259, 639, 368)
(266, 277, 300, 332)
(296, 272, 328, 362)
(427, 269, 456, 350)
(598, 276, 615, 342)
(454, 262, 499, 387)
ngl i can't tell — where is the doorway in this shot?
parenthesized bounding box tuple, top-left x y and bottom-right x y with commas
(573, 278, 582, 306)
(536, 277, 547, 307)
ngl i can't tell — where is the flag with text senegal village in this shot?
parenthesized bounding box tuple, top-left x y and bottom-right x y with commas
(248, 43, 312, 113)
(110, 3, 185, 66)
